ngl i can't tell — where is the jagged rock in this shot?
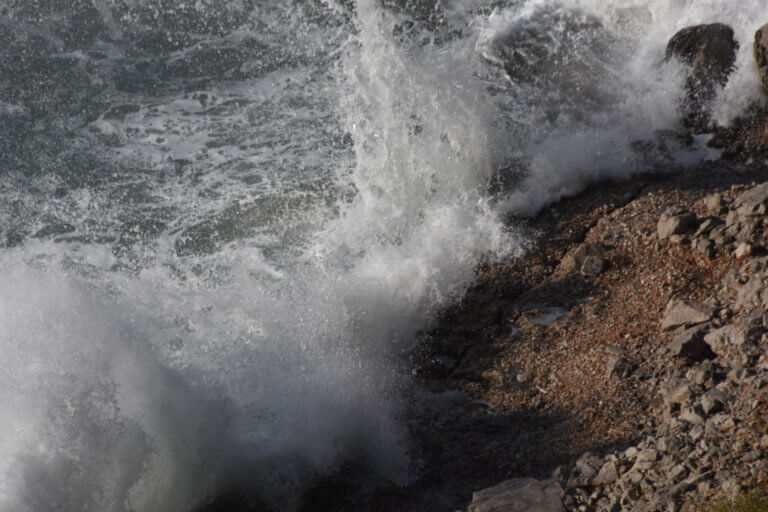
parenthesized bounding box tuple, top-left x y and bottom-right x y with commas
(467, 478, 564, 512)
(701, 388, 728, 415)
(606, 355, 634, 380)
(665, 23, 738, 130)
(560, 243, 610, 275)
(680, 406, 706, 424)
(667, 324, 712, 362)
(694, 216, 722, 236)
(631, 449, 659, 471)
(657, 208, 698, 239)
(703, 193, 728, 215)
(694, 237, 715, 258)
(661, 379, 694, 406)
(594, 459, 620, 486)
(735, 242, 753, 258)
(568, 452, 601, 487)
(755, 24, 768, 94)
(704, 324, 762, 355)
(581, 255, 608, 277)
(660, 300, 714, 330)
(732, 182, 768, 216)
(734, 272, 768, 311)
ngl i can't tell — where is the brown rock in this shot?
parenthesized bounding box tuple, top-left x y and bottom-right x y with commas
(666, 23, 738, 130)
(560, 242, 609, 275)
(657, 208, 698, 239)
(755, 24, 768, 93)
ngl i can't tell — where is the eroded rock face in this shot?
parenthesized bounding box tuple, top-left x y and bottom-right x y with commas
(754, 24, 768, 94)
(467, 478, 565, 512)
(666, 23, 738, 130)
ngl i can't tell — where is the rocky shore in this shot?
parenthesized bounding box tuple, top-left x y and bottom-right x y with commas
(312, 20, 768, 512)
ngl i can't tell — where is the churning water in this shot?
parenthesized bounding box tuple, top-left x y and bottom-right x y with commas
(0, 0, 763, 510)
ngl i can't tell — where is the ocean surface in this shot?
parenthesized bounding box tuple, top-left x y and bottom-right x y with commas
(0, 0, 763, 510)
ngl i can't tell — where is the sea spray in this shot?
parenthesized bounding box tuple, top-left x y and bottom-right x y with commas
(0, 0, 512, 510)
(1, 0, 767, 510)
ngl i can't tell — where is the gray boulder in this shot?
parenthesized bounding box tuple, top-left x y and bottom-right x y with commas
(467, 478, 564, 512)
(666, 23, 738, 130)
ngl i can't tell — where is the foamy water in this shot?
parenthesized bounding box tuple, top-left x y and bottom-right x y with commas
(0, 0, 763, 510)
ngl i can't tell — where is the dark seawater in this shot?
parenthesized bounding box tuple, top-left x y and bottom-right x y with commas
(0, 0, 761, 510)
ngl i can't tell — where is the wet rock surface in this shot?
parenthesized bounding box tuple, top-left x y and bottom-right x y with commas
(665, 23, 738, 131)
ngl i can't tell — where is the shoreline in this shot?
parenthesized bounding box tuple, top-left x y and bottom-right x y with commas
(308, 155, 768, 512)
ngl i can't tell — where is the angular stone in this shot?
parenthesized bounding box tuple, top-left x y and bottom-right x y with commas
(661, 300, 714, 331)
(704, 324, 763, 355)
(680, 406, 706, 424)
(568, 452, 601, 487)
(560, 243, 610, 275)
(581, 255, 609, 277)
(701, 388, 728, 415)
(732, 182, 768, 215)
(703, 194, 727, 215)
(467, 478, 565, 512)
(657, 208, 698, 239)
(694, 237, 716, 258)
(594, 460, 620, 486)
(606, 355, 634, 380)
(735, 242, 753, 258)
(667, 324, 712, 362)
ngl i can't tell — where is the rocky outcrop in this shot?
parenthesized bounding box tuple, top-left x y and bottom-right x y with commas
(463, 180, 768, 512)
(666, 23, 738, 131)
(553, 181, 768, 511)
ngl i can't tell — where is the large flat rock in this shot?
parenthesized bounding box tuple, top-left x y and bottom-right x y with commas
(467, 478, 564, 512)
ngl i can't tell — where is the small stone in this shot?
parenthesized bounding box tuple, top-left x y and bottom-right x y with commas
(661, 300, 714, 331)
(733, 182, 768, 216)
(594, 460, 620, 486)
(667, 324, 712, 362)
(568, 453, 601, 487)
(657, 208, 698, 239)
(581, 255, 609, 277)
(701, 389, 728, 415)
(735, 242, 753, 258)
(680, 406, 706, 424)
(703, 194, 726, 215)
(606, 355, 634, 380)
(669, 464, 688, 481)
(560, 243, 610, 275)
(694, 237, 716, 258)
